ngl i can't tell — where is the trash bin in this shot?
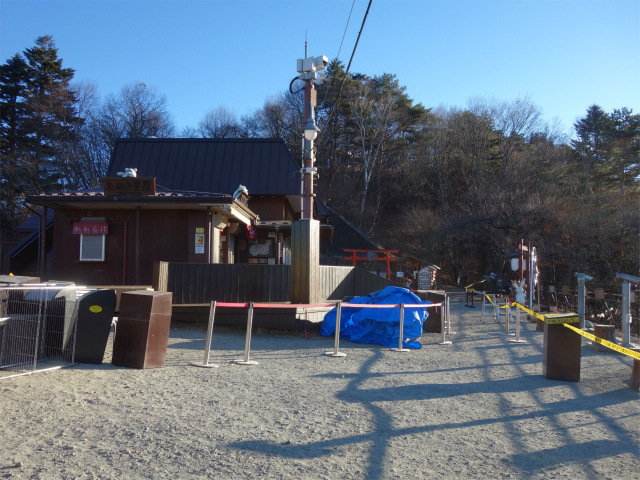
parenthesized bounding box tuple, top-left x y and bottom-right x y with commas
(423, 291, 444, 333)
(111, 290, 172, 369)
(74, 289, 117, 364)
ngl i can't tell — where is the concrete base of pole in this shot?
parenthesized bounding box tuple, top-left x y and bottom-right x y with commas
(390, 347, 410, 352)
(235, 360, 259, 366)
(437, 340, 452, 345)
(190, 362, 219, 368)
(509, 339, 527, 344)
(325, 351, 347, 357)
(501, 332, 516, 336)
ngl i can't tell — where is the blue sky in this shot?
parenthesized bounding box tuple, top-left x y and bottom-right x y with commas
(1, 0, 638, 137)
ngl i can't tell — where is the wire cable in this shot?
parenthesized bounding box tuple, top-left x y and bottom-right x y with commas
(337, 0, 357, 60)
(316, 0, 373, 146)
(316, 0, 357, 118)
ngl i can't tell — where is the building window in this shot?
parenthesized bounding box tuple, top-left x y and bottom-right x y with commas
(80, 235, 105, 261)
(79, 217, 105, 261)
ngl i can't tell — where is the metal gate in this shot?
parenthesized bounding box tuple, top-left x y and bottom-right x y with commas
(0, 284, 80, 379)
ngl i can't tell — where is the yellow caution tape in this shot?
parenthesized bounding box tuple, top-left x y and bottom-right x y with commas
(469, 289, 511, 309)
(513, 302, 543, 320)
(465, 279, 487, 290)
(471, 297, 639, 360)
(512, 303, 580, 324)
(562, 323, 640, 360)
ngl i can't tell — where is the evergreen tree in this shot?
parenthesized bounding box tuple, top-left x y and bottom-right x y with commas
(22, 35, 79, 191)
(571, 104, 639, 192)
(0, 54, 29, 156)
(0, 35, 79, 246)
(572, 104, 613, 193)
(0, 54, 31, 239)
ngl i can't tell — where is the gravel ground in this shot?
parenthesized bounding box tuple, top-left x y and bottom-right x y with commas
(1, 292, 639, 479)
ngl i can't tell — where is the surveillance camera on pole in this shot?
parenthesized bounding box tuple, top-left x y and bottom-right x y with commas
(296, 51, 327, 220)
(297, 55, 329, 78)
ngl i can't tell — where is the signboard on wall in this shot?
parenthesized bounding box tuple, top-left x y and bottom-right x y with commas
(102, 177, 156, 196)
(195, 228, 205, 254)
(247, 239, 273, 258)
(72, 222, 108, 235)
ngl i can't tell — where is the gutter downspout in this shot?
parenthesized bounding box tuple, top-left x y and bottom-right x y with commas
(135, 206, 141, 285)
(40, 207, 47, 280)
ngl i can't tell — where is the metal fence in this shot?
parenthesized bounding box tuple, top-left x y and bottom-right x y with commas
(539, 284, 639, 335)
(0, 284, 80, 379)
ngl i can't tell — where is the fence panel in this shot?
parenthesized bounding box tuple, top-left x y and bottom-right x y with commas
(353, 268, 401, 297)
(165, 263, 403, 304)
(167, 263, 290, 304)
(1, 284, 79, 379)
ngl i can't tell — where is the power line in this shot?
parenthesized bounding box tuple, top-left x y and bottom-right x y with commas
(317, 0, 357, 115)
(337, 0, 357, 60)
(317, 0, 373, 146)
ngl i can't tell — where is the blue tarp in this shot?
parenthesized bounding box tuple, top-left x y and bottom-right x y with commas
(320, 286, 430, 349)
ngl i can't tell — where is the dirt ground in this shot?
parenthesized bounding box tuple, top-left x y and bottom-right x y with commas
(1, 292, 639, 479)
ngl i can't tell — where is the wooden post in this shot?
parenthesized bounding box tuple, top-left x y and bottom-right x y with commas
(291, 219, 320, 304)
(542, 315, 581, 382)
(152, 261, 169, 292)
(630, 349, 640, 391)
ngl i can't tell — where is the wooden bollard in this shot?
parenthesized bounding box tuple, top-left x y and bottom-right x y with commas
(630, 358, 640, 391)
(630, 348, 640, 391)
(589, 324, 617, 352)
(542, 314, 581, 382)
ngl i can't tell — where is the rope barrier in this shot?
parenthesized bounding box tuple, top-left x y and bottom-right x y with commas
(508, 302, 639, 360)
(325, 302, 347, 358)
(235, 302, 259, 366)
(190, 301, 219, 368)
(438, 295, 452, 345)
(562, 323, 640, 359)
(194, 300, 444, 364)
(390, 304, 410, 352)
(509, 307, 526, 344)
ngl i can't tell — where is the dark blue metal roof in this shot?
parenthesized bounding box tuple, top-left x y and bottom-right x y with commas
(107, 138, 301, 196)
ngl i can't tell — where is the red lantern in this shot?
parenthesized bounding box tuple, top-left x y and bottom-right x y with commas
(246, 225, 257, 239)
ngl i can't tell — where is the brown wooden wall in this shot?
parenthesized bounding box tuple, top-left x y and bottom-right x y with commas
(50, 208, 208, 285)
(167, 263, 291, 304)
(161, 262, 402, 304)
(319, 266, 401, 300)
(248, 196, 293, 220)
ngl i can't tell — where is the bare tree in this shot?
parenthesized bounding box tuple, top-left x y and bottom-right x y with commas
(348, 74, 427, 226)
(198, 105, 240, 138)
(97, 82, 175, 148)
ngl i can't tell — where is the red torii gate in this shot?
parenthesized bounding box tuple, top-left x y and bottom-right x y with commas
(343, 249, 399, 280)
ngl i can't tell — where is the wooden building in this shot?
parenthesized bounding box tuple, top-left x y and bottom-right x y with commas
(24, 138, 333, 285)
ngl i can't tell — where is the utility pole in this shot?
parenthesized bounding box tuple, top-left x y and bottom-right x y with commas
(297, 46, 326, 219)
(290, 47, 327, 304)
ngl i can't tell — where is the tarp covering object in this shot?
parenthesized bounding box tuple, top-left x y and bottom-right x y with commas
(320, 286, 430, 349)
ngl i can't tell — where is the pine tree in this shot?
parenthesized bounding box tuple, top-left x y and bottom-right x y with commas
(0, 36, 79, 245)
(572, 104, 640, 192)
(22, 35, 79, 191)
